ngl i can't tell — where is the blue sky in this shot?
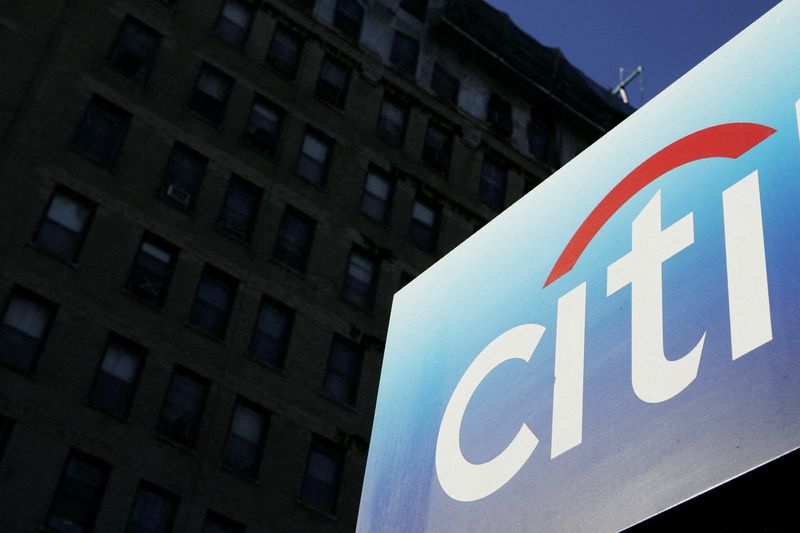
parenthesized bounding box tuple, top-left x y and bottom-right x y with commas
(483, 0, 781, 107)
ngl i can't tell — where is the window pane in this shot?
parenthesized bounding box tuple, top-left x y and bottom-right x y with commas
(343, 250, 377, 310)
(203, 512, 245, 533)
(244, 98, 282, 153)
(161, 144, 207, 208)
(157, 368, 210, 447)
(431, 64, 459, 104)
(47, 453, 109, 533)
(36, 191, 94, 261)
(126, 483, 178, 533)
(71, 96, 130, 166)
(390, 32, 419, 78)
(0, 290, 53, 372)
(126, 235, 177, 306)
(109, 17, 160, 82)
(250, 299, 292, 368)
(188, 268, 237, 339)
(90, 338, 144, 418)
(273, 209, 315, 271)
(266, 25, 303, 78)
(408, 199, 438, 251)
(214, 0, 254, 49)
(222, 400, 268, 476)
(377, 98, 407, 146)
(333, 0, 364, 40)
(479, 158, 508, 210)
(300, 436, 344, 514)
(217, 179, 260, 241)
(189, 64, 233, 125)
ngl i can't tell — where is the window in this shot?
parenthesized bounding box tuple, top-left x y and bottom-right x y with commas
(486, 93, 513, 137)
(125, 234, 178, 306)
(300, 435, 345, 515)
(322, 336, 363, 406)
(400, 0, 428, 20)
(422, 120, 452, 173)
(189, 63, 233, 125)
(216, 177, 261, 242)
(157, 367, 210, 447)
(266, 24, 303, 79)
(359, 167, 393, 224)
(342, 248, 379, 310)
(159, 143, 208, 209)
(431, 63, 459, 105)
(71, 96, 131, 166)
(0, 415, 14, 463)
(0, 287, 55, 372)
(408, 197, 439, 252)
(109, 16, 160, 82)
(187, 266, 238, 339)
(390, 32, 419, 78)
(376, 95, 408, 147)
(222, 398, 269, 477)
(46, 451, 110, 533)
(249, 298, 293, 368)
(213, 0, 254, 49)
(203, 512, 245, 533)
(315, 56, 350, 109)
(33, 188, 95, 262)
(273, 207, 315, 272)
(295, 128, 334, 186)
(126, 482, 179, 533)
(333, 0, 364, 40)
(479, 157, 508, 210)
(528, 114, 552, 163)
(88, 335, 145, 419)
(242, 96, 283, 154)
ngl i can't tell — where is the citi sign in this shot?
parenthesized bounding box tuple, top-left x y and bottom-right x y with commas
(436, 120, 782, 502)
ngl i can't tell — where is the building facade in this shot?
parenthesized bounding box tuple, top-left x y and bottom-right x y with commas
(0, 0, 626, 531)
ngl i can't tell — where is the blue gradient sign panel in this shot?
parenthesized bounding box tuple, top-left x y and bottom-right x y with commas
(358, 2, 800, 531)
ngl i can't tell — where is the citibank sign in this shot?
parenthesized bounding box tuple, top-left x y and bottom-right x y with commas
(436, 121, 780, 502)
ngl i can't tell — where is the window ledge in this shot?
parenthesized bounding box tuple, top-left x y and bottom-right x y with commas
(183, 321, 227, 345)
(268, 257, 308, 279)
(295, 498, 339, 521)
(154, 190, 197, 217)
(212, 224, 254, 250)
(339, 296, 376, 318)
(67, 145, 117, 172)
(184, 106, 224, 131)
(320, 391, 358, 413)
(249, 355, 287, 377)
(83, 399, 132, 425)
(120, 287, 166, 313)
(152, 431, 197, 455)
(239, 137, 278, 161)
(220, 463, 261, 485)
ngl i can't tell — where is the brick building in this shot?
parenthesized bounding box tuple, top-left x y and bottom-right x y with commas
(0, 0, 626, 531)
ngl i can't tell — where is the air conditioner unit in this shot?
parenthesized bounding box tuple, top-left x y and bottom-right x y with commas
(166, 184, 191, 206)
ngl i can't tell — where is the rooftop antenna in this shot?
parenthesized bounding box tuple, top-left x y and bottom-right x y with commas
(611, 65, 644, 105)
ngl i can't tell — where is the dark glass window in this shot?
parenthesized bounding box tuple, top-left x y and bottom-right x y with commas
(222, 398, 269, 477)
(300, 435, 345, 515)
(156, 367, 210, 447)
(479, 157, 508, 210)
(295, 128, 333, 186)
(242, 96, 283, 154)
(88, 336, 145, 419)
(342, 248, 378, 311)
(266, 24, 303, 79)
(33, 188, 94, 262)
(109, 16, 160, 82)
(408, 197, 439, 252)
(315, 56, 350, 109)
(203, 512, 245, 533)
(273, 207, 315, 272)
(187, 266, 238, 339)
(299, 0, 316, 10)
(125, 482, 179, 533)
(160, 143, 208, 209)
(125, 234, 178, 306)
(390, 32, 419, 78)
(400, 0, 428, 20)
(376, 95, 408, 147)
(71, 96, 131, 166)
(249, 298, 293, 368)
(486, 93, 513, 137)
(213, 0, 255, 49)
(0, 287, 55, 373)
(528, 114, 552, 163)
(0, 415, 13, 463)
(47, 452, 110, 533)
(431, 63, 459, 105)
(359, 167, 393, 224)
(217, 177, 261, 242)
(333, 0, 364, 40)
(189, 63, 233, 125)
(322, 336, 362, 406)
(422, 121, 452, 173)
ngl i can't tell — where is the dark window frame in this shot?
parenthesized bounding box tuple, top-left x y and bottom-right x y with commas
(315, 55, 351, 109)
(187, 265, 238, 340)
(400, 0, 428, 20)
(249, 297, 294, 369)
(216, 176, 262, 242)
(242, 95, 284, 155)
(212, 0, 255, 50)
(272, 206, 316, 272)
(108, 15, 161, 82)
(431, 63, 460, 105)
(88, 334, 146, 420)
(376, 94, 409, 147)
(408, 196, 440, 252)
(188, 63, 234, 126)
(46, 450, 110, 533)
(342, 247, 379, 311)
(159, 142, 209, 210)
(156, 366, 211, 448)
(125, 233, 179, 307)
(0, 286, 56, 374)
(390, 31, 419, 78)
(125, 481, 180, 533)
(265, 23, 304, 79)
(422, 120, 453, 174)
(527, 113, 553, 163)
(70, 95, 131, 167)
(299, 435, 345, 515)
(295, 127, 334, 187)
(32, 186, 96, 263)
(221, 397, 270, 478)
(479, 156, 508, 210)
(359, 166, 394, 225)
(333, 0, 364, 41)
(203, 511, 245, 533)
(486, 93, 513, 137)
